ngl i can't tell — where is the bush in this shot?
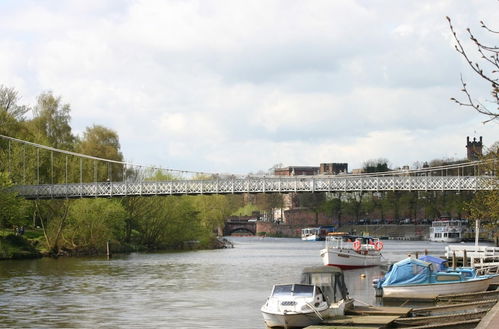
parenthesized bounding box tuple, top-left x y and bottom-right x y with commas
(0, 234, 41, 259)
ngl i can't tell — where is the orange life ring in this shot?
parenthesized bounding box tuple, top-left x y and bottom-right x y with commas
(353, 240, 361, 251)
(374, 241, 384, 251)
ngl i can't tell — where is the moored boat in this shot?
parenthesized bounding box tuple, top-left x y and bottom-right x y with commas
(320, 233, 383, 269)
(261, 266, 352, 328)
(377, 257, 494, 299)
(301, 226, 336, 241)
(429, 217, 468, 243)
(301, 227, 321, 241)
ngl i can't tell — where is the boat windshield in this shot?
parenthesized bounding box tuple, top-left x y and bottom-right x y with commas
(271, 284, 315, 297)
(293, 284, 315, 297)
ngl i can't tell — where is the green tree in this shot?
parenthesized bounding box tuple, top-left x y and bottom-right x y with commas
(0, 85, 29, 137)
(467, 144, 499, 242)
(134, 196, 206, 249)
(193, 194, 236, 233)
(34, 199, 70, 255)
(363, 158, 390, 173)
(30, 92, 75, 149)
(0, 172, 29, 228)
(63, 199, 126, 252)
(322, 196, 343, 226)
(78, 125, 124, 182)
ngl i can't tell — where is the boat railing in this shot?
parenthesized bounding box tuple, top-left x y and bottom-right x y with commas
(325, 236, 354, 250)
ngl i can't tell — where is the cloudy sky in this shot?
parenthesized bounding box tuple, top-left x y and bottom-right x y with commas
(1, 0, 498, 175)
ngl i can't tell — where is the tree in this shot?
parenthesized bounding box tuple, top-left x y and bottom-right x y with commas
(447, 16, 498, 123)
(322, 196, 342, 226)
(63, 199, 126, 252)
(467, 143, 499, 242)
(0, 85, 29, 136)
(34, 199, 71, 255)
(78, 125, 124, 182)
(30, 92, 75, 149)
(0, 172, 29, 228)
(363, 158, 390, 173)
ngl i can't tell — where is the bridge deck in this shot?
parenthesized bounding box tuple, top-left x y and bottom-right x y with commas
(11, 175, 497, 199)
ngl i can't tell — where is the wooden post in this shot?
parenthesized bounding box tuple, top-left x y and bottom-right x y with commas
(107, 240, 111, 259)
(452, 251, 456, 270)
(424, 249, 428, 256)
(415, 252, 419, 259)
(463, 249, 467, 267)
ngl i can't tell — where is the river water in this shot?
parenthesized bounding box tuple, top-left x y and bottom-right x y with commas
(0, 238, 467, 328)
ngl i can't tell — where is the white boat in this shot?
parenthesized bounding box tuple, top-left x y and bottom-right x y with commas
(320, 233, 383, 269)
(301, 226, 336, 241)
(429, 217, 468, 243)
(377, 257, 494, 299)
(261, 266, 353, 328)
(301, 227, 321, 241)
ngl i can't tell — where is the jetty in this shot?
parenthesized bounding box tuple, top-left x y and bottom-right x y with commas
(303, 287, 499, 329)
(445, 245, 499, 272)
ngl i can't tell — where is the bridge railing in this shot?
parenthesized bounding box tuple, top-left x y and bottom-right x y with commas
(11, 175, 497, 199)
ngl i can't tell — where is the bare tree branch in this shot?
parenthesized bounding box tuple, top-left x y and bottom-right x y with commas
(447, 16, 498, 123)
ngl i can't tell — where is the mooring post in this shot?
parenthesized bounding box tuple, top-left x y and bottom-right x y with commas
(463, 249, 467, 267)
(107, 240, 111, 259)
(415, 251, 419, 259)
(424, 249, 428, 256)
(452, 251, 456, 270)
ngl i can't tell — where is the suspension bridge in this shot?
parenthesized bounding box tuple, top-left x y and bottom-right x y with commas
(0, 134, 497, 200)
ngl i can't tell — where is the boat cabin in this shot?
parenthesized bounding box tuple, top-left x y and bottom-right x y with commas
(301, 266, 349, 303)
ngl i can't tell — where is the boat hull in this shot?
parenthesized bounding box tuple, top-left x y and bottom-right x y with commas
(382, 276, 494, 299)
(320, 248, 381, 269)
(261, 309, 329, 328)
(302, 235, 321, 241)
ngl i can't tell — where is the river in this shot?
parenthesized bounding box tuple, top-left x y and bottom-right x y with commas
(0, 237, 465, 328)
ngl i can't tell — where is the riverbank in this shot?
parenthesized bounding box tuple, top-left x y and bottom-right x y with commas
(0, 234, 42, 260)
(0, 228, 229, 260)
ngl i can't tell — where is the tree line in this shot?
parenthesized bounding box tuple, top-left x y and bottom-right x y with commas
(0, 85, 497, 256)
(0, 86, 252, 256)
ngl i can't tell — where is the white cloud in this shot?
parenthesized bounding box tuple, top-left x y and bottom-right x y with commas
(1, 0, 498, 174)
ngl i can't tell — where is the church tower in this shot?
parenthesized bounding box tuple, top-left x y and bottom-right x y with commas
(466, 136, 483, 160)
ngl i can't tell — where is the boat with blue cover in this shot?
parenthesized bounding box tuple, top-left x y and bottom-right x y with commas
(376, 257, 495, 299)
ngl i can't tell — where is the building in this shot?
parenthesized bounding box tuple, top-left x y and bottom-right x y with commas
(466, 136, 483, 160)
(274, 166, 319, 176)
(319, 163, 348, 175)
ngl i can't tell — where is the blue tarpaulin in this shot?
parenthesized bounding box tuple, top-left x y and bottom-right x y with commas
(419, 255, 448, 271)
(380, 258, 432, 287)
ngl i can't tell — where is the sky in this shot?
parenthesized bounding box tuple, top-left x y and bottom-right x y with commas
(1, 0, 498, 175)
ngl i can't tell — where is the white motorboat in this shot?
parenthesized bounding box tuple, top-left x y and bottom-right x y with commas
(261, 266, 353, 328)
(301, 226, 336, 241)
(376, 257, 495, 299)
(301, 227, 321, 241)
(320, 233, 383, 269)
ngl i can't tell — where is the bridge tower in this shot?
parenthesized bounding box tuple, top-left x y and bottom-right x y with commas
(466, 136, 483, 160)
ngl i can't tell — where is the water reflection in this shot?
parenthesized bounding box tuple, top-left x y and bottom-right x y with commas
(0, 238, 453, 328)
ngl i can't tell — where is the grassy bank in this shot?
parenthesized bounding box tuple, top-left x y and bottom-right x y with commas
(0, 228, 223, 260)
(0, 231, 42, 260)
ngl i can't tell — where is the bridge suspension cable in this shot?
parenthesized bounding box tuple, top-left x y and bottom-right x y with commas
(0, 134, 225, 186)
(1, 134, 497, 199)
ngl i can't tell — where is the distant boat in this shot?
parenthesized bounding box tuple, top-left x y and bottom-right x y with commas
(261, 266, 353, 328)
(320, 233, 383, 269)
(376, 257, 494, 299)
(301, 227, 321, 241)
(429, 217, 468, 243)
(301, 226, 336, 241)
